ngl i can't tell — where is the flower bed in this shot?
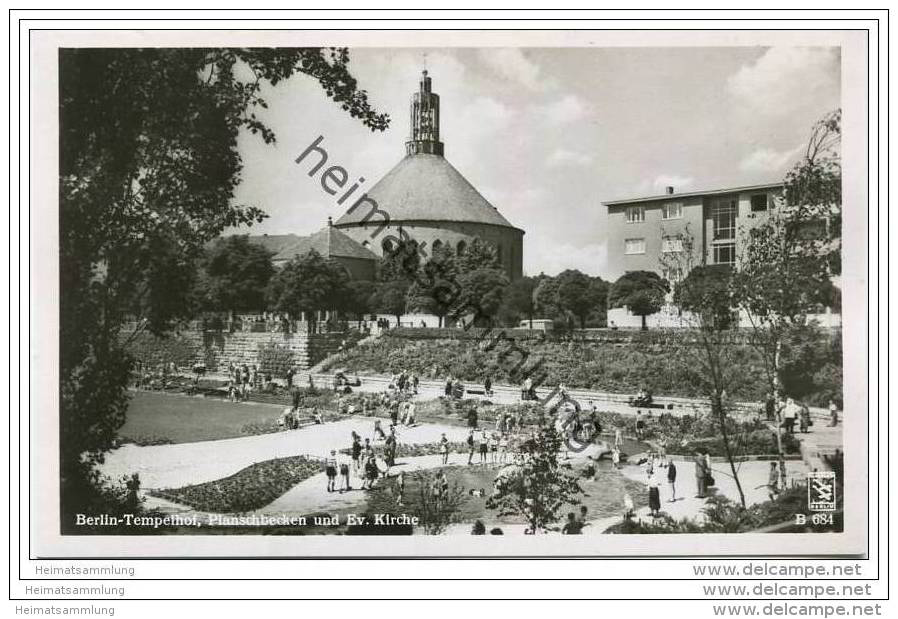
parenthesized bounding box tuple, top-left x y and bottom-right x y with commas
(150, 455, 322, 513)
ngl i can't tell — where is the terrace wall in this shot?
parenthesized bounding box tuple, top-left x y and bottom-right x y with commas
(125, 327, 359, 375)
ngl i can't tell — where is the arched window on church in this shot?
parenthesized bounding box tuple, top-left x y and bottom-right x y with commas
(432, 239, 443, 253)
(456, 240, 467, 255)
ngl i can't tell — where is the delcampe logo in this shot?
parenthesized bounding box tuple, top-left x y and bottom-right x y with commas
(807, 471, 837, 512)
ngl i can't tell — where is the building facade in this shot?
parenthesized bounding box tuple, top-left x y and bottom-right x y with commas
(603, 183, 786, 328)
(604, 182, 783, 283)
(333, 71, 525, 281)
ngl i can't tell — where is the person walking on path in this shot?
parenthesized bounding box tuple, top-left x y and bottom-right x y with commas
(667, 459, 678, 502)
(782, 398, 799, 434)
(694, 451, 708, 498)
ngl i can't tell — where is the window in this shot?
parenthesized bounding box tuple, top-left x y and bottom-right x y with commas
(381, 238, 394, 253)
(750, 193, 769, 212)
(662, 202, 683, 220)
(713, 243, 736, 265)
(431, 239, 443, 252)
(626, 206, 645, 223)
(662, 267, 683, 284)
(711, 197, 738, 241)
(661, 235, 683, 253)
(456, 240, 467, 254)
(624, 238, 646, 255)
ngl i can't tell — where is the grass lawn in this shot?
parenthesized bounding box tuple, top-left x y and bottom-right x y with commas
(119, 391, 284, 445)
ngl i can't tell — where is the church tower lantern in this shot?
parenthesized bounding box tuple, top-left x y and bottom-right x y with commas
(406, 70, 444, 156)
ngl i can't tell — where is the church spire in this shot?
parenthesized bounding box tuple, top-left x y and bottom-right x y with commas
(406, 70, 444, 156)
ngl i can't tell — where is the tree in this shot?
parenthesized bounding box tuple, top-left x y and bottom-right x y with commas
(733, 110, 841, 481)
(555, 270, 608, 328)
(674, 265, 736, 331)
(455, 268, 510, 326)
(266, 250, 350, 323)
(196, 235, 275, 315)
(406, 244, 459, 327)
(608, 270, 670, 330)
(501, 275, 538, 328)
(343, 280, 377, 327)
(60, 47, 388, 527)
(673, 264, 749, 506)
(409, 473, 466, 535)
(378, 237, 422, 282)
(455, 238, 500, 273)
(533, 276, 564, 324)
(486, 424, 584, 533)
(371, 279, 411, 326)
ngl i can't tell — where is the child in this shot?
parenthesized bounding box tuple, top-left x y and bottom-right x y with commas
(325, 450, 338, 493)
(623, 492, 635, 521)
(439, 433, 450, 465)
(489, 432, 499, 464)
(338, 452, 351, 493)
(498, 434, 509, 464)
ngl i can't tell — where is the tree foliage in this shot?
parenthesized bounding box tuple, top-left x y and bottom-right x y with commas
(371, 279, 411, 325)
(608, 270, 670, 329)
(486, 425, 584, 533)
(196, 235, 275, 313)
(266, 250, 350, 320)
(59, 47, 388, 525)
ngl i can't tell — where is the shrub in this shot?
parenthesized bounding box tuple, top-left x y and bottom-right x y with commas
(150, 455, 321, 513)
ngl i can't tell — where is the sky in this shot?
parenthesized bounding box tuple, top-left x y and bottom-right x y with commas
(232, 46, 841, 278)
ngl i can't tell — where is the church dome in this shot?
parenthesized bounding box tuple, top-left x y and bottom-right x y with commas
(333, 153, 519, 229)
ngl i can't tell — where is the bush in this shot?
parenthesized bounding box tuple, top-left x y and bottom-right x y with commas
(150, 455, 321, 513)
(257, 342, 295, 378)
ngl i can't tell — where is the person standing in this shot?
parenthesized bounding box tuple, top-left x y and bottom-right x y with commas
(351, 434, 362, 473)
(479, 430, 489, 465)
(667, 459, 678, 502)
(782, 397, 799, 434)
(648, 470, 662, 518)
(338, 451, 351, 493)
(439, 433, 450, 465)
(466, 430, 476, 465)
(694, 451, 707, 498)
(828, 399, 840, 427)
(325, 450, 338, 493)
(484, 375, 492, 396)
(767, 461, 781, 501)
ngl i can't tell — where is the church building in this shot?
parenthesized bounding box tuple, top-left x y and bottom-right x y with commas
(333, 71, 525, 281)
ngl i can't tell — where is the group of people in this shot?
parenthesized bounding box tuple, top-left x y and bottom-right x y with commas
(225, 362, 270, 401)
(444, 376, 466, 399)
(465, 429, 511, 466)
(391, 370, 419, 395)
(764, 393, 841, 432)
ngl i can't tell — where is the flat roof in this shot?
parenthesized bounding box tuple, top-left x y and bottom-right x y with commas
(602, 182, 783, 207)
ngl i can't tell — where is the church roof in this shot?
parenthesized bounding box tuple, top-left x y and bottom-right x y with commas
(334, 153, 521, 231)
(249, 225, 379, 263)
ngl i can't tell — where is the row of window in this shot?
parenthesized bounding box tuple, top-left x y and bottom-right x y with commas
(623, 237, 735, 265)
(626, 202, 683, 223)
(382, 237, 506, 262)
(624, 236, 684, 255)
(624, 193, 770, 225)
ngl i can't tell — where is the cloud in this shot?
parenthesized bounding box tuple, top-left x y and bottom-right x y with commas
(540, 94, 589, 126)
(546, 148, 594, 168)
(727, 47, 840, 115)
(739, 144, 803, 174)
(456, 96, 515, 134)
(477, 48, 552, 91)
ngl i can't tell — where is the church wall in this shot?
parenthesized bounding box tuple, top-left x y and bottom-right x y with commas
(336, 220, 524, 281)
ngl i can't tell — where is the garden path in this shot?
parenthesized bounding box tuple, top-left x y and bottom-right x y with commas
(101, 417, 470, 490)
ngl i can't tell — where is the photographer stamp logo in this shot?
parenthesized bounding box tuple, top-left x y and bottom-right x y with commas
(807, 471, 837, 512)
